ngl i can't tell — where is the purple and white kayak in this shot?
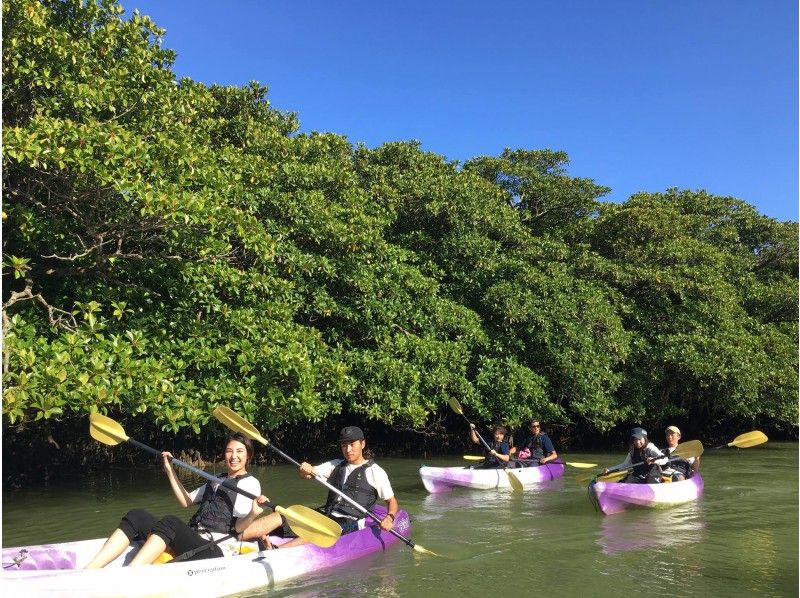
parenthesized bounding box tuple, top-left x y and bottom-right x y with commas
(589, 474, 704, 515)
(419, 463, 564, 493)
(2, 507, 410, 597)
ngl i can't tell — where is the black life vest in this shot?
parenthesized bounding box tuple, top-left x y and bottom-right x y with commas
(188, 473, 252, 534)
(323, 460, 378, 519)
(631, 446, 661, 478)
(663, 447, 692, 478)
(482, 440, 509, 468)
(521, 434, 545, 459)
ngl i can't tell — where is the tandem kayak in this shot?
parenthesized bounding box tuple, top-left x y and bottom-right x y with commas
(2, 507, 410, 597)
(589, 474, 704, 515)
(419, 462, 564, 493)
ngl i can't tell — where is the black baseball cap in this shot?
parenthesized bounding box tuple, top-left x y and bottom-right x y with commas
(630, 427, 648, 439)
(339, 426, 365, 442)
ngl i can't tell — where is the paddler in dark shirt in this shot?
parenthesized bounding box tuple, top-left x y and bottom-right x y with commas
(511, 419, 558, 466)
(469, 423, 511, 469)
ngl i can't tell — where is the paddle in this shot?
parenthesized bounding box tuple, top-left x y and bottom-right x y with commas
(577, 440, 705, 484)
(88, 412, 342, 548)
(446, 398, 524, 492)
(212, 406, 438, 556)
(712, 430, 768, 450)
(462, 455, 598, 469)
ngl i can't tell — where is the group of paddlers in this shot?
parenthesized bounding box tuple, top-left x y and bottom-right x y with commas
(468, 420, 699, 484)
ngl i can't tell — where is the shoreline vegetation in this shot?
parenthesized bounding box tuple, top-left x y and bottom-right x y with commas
(2, 1, 797, 489)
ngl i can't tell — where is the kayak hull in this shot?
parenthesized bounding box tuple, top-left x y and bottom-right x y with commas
(589, 474, 704, 515)
(2, 507, 409, 597)
(419, 463, 564, 493)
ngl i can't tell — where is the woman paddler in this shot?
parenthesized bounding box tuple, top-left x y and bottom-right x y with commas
(85, 433, 267, 568)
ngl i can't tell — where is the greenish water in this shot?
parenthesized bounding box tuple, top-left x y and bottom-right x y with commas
(3, 443, 797, 597)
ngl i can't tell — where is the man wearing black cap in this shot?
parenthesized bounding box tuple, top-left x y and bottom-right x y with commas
(243, 425, 398, 548)
(603, 427, 664, 483)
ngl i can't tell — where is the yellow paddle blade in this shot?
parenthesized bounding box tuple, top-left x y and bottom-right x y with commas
(506, 470, 524, 492)
(595, 469, 629, 483)
(463, 455, 485, 461)
(447, 397, 464, 416)
(673, 439, 704, 459)
(274, 504, 342, 548)
(212, 406, 269, 446)
(729, 431, 768, 448)
(565, 462, 599, 469)
(89, 412, 129, 446)
(412, 543, 439, 556)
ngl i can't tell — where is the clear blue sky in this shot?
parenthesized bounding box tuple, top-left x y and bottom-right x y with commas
(126, 1, 798, 222)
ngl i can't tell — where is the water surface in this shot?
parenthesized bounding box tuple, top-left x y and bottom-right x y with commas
(3, 442, 797, 597)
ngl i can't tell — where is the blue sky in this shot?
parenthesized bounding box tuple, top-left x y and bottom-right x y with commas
(126, 1, 797, 222)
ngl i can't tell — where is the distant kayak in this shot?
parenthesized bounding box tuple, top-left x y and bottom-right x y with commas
(589, 474, 704, 515)
(419, 463, 564, 493)
(2, 507, 410, 597)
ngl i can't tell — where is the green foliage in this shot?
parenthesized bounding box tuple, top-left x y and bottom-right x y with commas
(3, 0, 796, 446)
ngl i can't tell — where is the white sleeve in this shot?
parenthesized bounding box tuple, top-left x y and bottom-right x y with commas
(646, 443, 664, 459)
(367, 464, 395, 501)
(312, 460, 342, 480)
(188, 484, 206, 504)
(232, 476, 261, 518)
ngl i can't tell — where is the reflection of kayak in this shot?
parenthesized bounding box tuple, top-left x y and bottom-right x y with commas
(419, 463, 564, 493)
(596, 502, 706, 554)
(589, 475, 704, 515)
(2, 507, 409, 597)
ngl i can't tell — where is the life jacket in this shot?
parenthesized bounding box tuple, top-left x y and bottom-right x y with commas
(323, 460, 378, 519)
(631, 446, 661, 478)
(663, 446, 692, 478)
(522, 433, 545, 460)
(188, 473, 252, 534)
(482, 440, 509, 468)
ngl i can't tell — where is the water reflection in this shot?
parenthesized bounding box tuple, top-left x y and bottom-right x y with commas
(595, 502, 706, 555)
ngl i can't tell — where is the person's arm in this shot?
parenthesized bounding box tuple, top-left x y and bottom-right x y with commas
(489, 441, 510, 464)
(231, 477, 268, 534)
(540, 435, 558, 464)
(234, 494, 268, 534)
(161, 451, 194, 507)
(603, 452, 632, 474)
(380, 496, 399, 532)
(468, 423, 480, 446)
(691, 455, 701, 472)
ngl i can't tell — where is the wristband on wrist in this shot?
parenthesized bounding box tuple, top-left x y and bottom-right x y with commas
(386, 513, 395, 521)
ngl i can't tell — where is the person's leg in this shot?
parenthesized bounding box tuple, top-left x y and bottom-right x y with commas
(128, 534, 167, 566)
(85, 509, 157, 569)
(85, 529, 131, 569)
(146, 515, 223, 563)
(241, 511, 284, 542)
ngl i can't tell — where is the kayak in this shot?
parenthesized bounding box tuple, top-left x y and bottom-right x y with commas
(1, 507, 409, 597)
(589, 474, 704, 515)
(419, 462, 564, 493)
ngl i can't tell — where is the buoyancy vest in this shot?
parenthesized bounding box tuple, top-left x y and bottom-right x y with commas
(483, 440, 509, 468)
(663, 447, 692, 478)
(323, 460, 378, 519)
(521, 434, 545, 460)
(631, 446, 661, 478)
(188, 473, 253, 534)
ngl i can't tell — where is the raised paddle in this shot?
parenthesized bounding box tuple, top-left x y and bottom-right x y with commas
(711, 430, 768, 450)
(88, 412, 342, 548)
(446, 398, 524, 492)
(577, 440, 705, 484)
(211, 406, 438, 557)
(462, 455, 598, 469)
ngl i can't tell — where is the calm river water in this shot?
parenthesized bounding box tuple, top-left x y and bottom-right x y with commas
(3, 442, 797, 597)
